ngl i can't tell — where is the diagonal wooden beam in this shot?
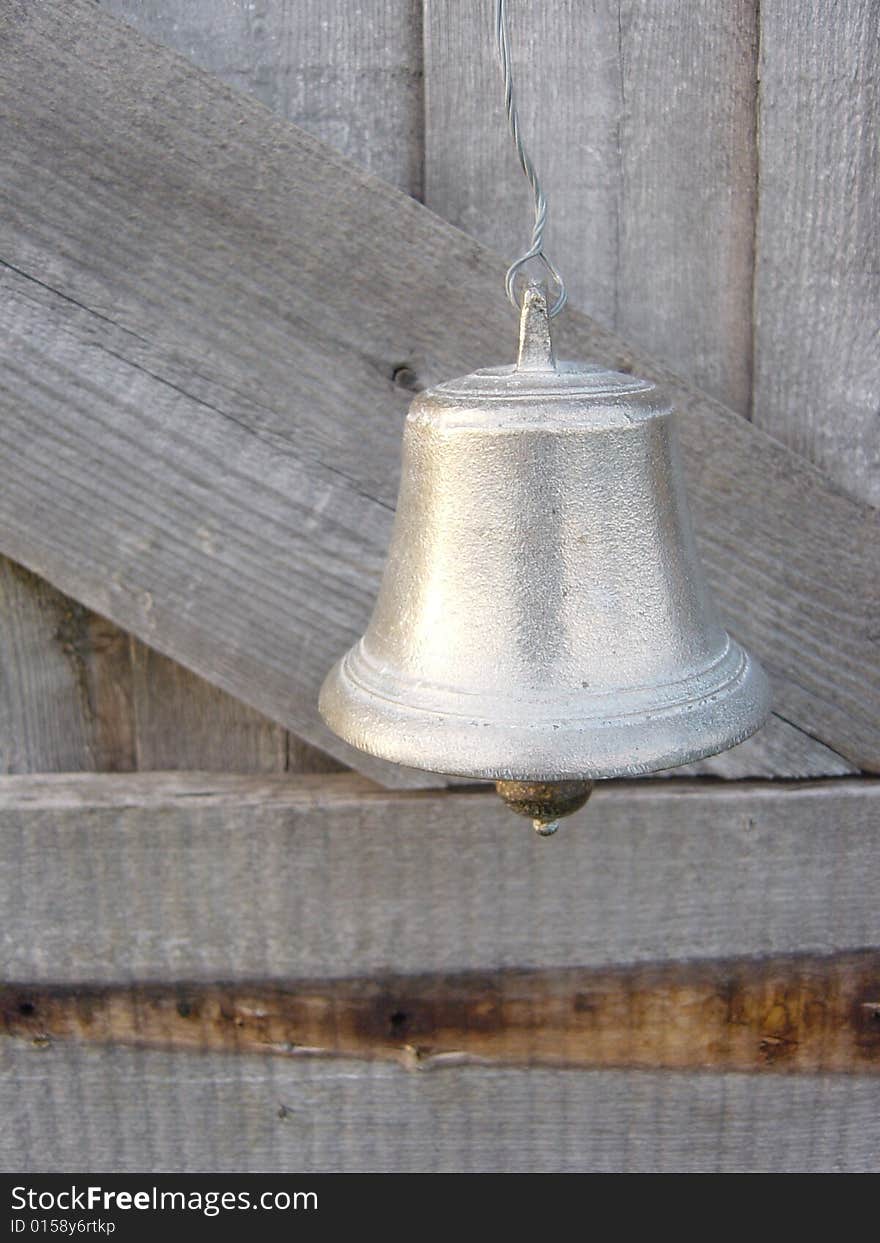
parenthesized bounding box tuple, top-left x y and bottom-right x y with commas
(0, 0, 877, 778)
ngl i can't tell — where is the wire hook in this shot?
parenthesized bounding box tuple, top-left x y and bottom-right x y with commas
(494, 0, 567, 318)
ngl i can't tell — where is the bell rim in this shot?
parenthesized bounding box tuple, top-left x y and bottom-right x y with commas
(340, 635, 750, 724)
(318, 640, 772, 781)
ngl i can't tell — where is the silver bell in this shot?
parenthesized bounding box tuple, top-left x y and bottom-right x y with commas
(320, 285, 771, 832)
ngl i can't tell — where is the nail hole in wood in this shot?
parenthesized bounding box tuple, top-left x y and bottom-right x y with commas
(391, 364, 420, 392)
(389, 1010, 408, 1033)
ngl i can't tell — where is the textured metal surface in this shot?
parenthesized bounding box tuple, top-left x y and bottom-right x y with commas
(320, 286, 771, 780)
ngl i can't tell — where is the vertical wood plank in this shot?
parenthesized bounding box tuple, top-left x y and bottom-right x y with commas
(616, 1, 758, 415)
(0, 559, 135, 773)
(99, 0, 425, 197)
(129, 639, 282, 773)
(129, 640, 341, 774)
(0, 557, 337, 777)
(49, 3, 405, 776)
(752, 1, 880, 505)
(424, 1, 759, 414)
(425, 0, 622, 325)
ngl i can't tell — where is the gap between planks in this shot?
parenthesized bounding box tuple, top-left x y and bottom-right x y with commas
(0, 769, 875, 811)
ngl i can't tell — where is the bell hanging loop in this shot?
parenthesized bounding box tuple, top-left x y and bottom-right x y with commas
(506, 252, 568, 320)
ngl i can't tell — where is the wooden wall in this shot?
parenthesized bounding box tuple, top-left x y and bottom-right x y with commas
(99, 0, 880, 503)
(4, 0, 876, 781)
(0, 0, 877, 1173)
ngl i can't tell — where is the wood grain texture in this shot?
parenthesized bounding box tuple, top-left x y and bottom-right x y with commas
(1, 773, 877, 983)
(3, 0, 374, 780)
(99, 0, 425, 196)
(5, 952, 878, 1075)
(425, 0, 758, 414)
(664, 713, 856, 778)
(1, 1041, 876, 1172)
(0, 266, 418, 786)
(129, 638, 340, 774)
(0, 558, 135, 773)
(0, 1, 877, 775)
(85, 2, 412, 775)
(615, 1, 758, 415)
(753, 0, 880, 505)
(425, 0, 621, 325)
(2, 0, 422, 783)
(0, 556, 335, 776)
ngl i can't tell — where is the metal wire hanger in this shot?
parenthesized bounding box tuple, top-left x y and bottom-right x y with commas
(494, 0, 567, 318)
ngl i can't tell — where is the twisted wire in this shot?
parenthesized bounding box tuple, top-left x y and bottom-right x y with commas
(494, 0, 567, 317)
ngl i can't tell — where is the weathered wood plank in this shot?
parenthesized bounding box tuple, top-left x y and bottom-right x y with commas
(753, 0, 880, 505)
(0, 268, 419, 786)
(94, 5, 433, 774)
(425, 0, 621, 326)
(4, 952, 877, 1075)
(0, 555, 336, 776)
(0, 558, 135, 772)
(664, 713, 856, 779)
(128, 638, 326, 774)
(100, 0, 425, 196)
(0, 553, 326, 776)
(0, 1, 877, 774)
(615, 1, 758, 415)
(425, 1, 758, 414)
(3, 0, 392, 779)
(16, 1, 389, 778)
(1, 773, 877, 982)
(1, 1041, 876, 1172)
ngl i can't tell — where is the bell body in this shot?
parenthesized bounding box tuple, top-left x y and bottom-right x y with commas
(320, 294, 770, 780)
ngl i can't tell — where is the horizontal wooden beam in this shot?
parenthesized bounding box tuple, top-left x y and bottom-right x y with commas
(1, 773, 878, 983)
(4, 951, 878, 1074)
(3, 1044, 876, 1175)
(0, 1, 877, 780)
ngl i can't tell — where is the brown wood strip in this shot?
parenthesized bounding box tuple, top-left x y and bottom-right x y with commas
(3, 952, 878, 1074)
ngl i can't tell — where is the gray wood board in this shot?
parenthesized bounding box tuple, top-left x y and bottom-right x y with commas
(1, 1040, 876, 1172)
(660, 714, 855, 779)
(0, 268, 419, 787)
(0, 1, 877, 776)
(425, 1, 758, 415)
(1, 772, 877, 983)
(129, 638, 322, 774)
(99, 0, 425, 197)
(0, 558, 136, 773)
(0, 556, 338, 776)
(752, 1, 880, 506)
(3, 0, 393, 778)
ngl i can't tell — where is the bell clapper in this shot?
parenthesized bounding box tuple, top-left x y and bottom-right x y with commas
(494, 779, 595, 838)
